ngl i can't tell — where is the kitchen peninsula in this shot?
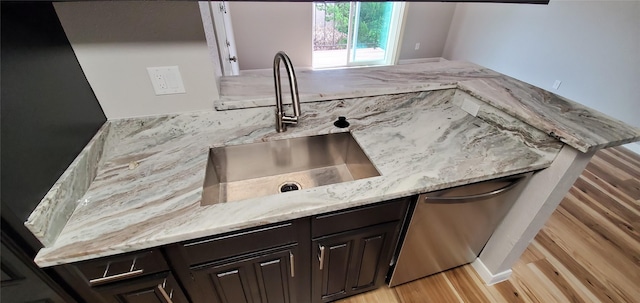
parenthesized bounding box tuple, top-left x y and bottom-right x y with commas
(26, 61, 640, 302)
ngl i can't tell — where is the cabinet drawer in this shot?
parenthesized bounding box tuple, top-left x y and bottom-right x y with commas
(74, 249, 168, 286)
(182, 220, 301, 266)
(94, 271, 189, 303)
(311, 197, 410, 238)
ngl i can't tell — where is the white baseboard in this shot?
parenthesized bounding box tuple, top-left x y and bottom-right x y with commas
(623, 142, 640, 155)
(471, 258, 513, 285)
(397, 57, 447, 65)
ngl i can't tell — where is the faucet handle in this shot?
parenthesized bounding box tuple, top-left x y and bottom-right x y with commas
(282, 115, 299, 125)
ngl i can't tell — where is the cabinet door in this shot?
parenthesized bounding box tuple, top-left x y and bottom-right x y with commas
(1, 237, 70, 303)
(94, 271, 189, 303)
(191, 244, 298, 303)
(312, 222, 399, 303)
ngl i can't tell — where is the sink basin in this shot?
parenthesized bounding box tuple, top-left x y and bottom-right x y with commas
(201, 132, 380, 205)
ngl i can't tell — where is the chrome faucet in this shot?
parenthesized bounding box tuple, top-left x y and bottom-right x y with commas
(273, 51, 301, 132)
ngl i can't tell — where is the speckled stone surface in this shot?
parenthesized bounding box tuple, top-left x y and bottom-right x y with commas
(218, 61, 501, 109)
(25, 123, 111, 247)
(34, 89, 561, 267)
(457, 76, 640, 152)
(220, 61, 640, 153)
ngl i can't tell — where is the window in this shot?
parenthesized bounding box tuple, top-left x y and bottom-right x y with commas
(313, 2, 405, 69)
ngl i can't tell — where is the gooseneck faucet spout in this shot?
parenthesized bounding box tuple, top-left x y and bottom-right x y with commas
(273, 51, 301, 132)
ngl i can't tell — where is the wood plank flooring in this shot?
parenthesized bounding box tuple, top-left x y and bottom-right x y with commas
(338, 146, 640, 303)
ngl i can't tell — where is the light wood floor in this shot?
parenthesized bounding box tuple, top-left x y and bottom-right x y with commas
(339, 146, 640, 303)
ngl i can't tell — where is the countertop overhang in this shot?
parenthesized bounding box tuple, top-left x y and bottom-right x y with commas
(219, 61, 640, 153)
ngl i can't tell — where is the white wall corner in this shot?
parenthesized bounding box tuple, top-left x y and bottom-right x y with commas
(623, 142, 640, 155)
(229, 2, 312, 70)
(441, 1, 639, 131)
(471, 258, 512, 285)
(398, 2, 457, 60)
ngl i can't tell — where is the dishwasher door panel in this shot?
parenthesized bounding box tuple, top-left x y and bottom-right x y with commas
(389, 173, 531, 287)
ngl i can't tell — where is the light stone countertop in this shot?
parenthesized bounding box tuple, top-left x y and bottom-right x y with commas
(220, 61, 640, 153)
(30, 61, 640, 267)
(32, 89, 562, 267)
(218, 61, 500, 110)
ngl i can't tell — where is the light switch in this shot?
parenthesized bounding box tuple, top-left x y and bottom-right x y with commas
(552, 80, 562, 90)
(415, 43, 420, 50)
(147, 66, 186, 95)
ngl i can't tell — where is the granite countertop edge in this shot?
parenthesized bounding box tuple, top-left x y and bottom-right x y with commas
(33, 89, 561, 267)
(30, 62, 640, 267)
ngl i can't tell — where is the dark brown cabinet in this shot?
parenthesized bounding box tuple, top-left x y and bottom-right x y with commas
(312, 222, 399, 303)
(191, 244, 298, 303)
(60, 198, 411, 303)
(58, 249, 190, 303)
(1, 230, 72, 303)
(166, 220, 311, 303)
(308, 197, 410, 303)
(94, 271, 188, 303)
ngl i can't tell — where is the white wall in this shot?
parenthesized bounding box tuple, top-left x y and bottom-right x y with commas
(54, 1, 219, 119)
(443, 0, 640, 153)
(398, 2, 456, 60)
(229, 2, 455, 68)
(228, 2, 313, 70)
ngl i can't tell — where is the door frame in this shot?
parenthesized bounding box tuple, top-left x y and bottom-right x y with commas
(200, 1, 240, 76)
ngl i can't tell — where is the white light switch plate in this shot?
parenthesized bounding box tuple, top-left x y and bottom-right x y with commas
(461, 98, 480, 117)
(147, 66, 186, 95)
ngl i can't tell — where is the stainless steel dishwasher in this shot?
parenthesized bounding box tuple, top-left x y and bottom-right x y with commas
(389, 172, 532, 286)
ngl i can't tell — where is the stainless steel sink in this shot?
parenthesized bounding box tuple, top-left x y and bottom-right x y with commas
(201, 132, 380, 205)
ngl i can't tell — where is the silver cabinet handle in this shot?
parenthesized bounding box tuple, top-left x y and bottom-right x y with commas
(289, 251, 295, 278)
(424, 176, 525, 203)
(157, 283, 174, 303)
(89, 269, 144, 286)
(89, 257, 144, 286)
(318, 245, 326, 270)
(217, 269, 238, 278)
(161, 278, 172, 296)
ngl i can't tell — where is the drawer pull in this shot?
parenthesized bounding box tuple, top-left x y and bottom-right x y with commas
(89, 269, 144, 286)
(89, 257, 144, 286)
(289, 252, 295, 278)
(217, 269, 239, 278)
(158, 278, 174, 302)
(157, 283, 174, 303)
(318, 245, 326, 270)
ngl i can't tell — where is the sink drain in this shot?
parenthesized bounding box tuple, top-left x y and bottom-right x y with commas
(280, 182, 301, 193)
